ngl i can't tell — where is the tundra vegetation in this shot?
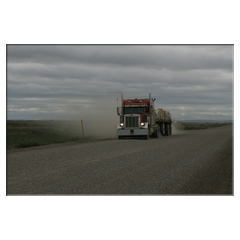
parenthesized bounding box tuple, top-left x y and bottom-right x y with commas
(180, 122, 232, 130)
(6, 120, 94, 150)
(6, 120, 232, 150)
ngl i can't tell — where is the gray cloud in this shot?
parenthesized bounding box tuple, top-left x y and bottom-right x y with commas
(7, 45, 232, 70)
(7, 45, 233, 122)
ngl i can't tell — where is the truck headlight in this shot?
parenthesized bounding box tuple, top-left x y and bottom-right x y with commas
(140, 123, 145, 126)
(119, 123, 124, 127)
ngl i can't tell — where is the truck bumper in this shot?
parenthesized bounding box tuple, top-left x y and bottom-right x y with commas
(117, 128, 148, 137)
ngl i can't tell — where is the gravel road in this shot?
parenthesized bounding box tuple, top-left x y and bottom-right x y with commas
(7, 125, 233, 195)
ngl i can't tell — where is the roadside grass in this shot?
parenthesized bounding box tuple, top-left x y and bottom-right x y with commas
(181, 122, 232, 130)
(7, 120, 94, 150)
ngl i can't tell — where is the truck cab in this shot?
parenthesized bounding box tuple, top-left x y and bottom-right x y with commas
(116, 93, 172, 139)
(116, 97, 152, 139)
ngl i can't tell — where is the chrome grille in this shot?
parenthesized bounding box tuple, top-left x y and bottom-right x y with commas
(125, 116, 139, 128)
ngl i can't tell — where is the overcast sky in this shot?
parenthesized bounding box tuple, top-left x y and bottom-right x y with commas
(7, 45, 233, 121)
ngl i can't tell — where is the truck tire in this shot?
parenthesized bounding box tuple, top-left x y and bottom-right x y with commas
(152, 126, 159, 138)
(165, 123, 169, 136)
(160, 123, 163, 135)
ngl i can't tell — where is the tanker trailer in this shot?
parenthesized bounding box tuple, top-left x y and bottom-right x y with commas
(154, 108, 172, 136)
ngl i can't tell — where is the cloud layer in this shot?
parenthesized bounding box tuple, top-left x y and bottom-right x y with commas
(7, 45, 233, 122)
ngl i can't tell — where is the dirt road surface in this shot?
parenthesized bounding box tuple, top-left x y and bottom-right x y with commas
(6, 125, 233, 195)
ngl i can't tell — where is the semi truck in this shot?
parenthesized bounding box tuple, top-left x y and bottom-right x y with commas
(116, 93, 172, 139)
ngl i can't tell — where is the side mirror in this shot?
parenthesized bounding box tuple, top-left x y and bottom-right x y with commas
(117, 107, 122, 116)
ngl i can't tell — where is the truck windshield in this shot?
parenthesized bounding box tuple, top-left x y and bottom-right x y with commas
(125, 107, 145, 114)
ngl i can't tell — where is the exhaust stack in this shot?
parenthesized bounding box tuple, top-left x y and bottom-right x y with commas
(149, 93, 152, 128)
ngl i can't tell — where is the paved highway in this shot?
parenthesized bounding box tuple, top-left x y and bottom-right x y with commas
(7, 125, 233, 195)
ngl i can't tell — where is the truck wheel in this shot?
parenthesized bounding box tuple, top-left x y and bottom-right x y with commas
(160, 123, 163, 135)
(152, 128, 159, 138)
(165, 123, 169, 136)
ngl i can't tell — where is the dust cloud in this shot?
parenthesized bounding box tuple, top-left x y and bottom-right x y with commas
(171, 122, 186, 135)
(46, 93, 120, 139)
(47, 120, 118, 139)
(79, 94, 119, 139)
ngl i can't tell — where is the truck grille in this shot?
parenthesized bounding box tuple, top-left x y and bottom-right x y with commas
(125, 116, 139, 128)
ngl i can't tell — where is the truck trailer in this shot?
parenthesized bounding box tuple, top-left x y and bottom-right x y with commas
(116, 93, 172, 139)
